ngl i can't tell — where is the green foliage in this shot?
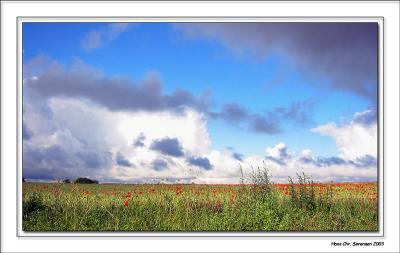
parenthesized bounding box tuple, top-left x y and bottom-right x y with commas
(23, 193, 46, 217)
(21, 178, 378, 232)
(62, 178, 71, 184)
(288, 172, 316, 212)
(248, 161, 275, 198)
(73, 177, 99, 184)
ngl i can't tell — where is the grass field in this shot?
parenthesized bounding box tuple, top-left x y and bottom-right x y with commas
(22, 177, 378, 232)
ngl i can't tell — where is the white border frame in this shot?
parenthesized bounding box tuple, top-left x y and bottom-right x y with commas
(2, 1, 399, 252)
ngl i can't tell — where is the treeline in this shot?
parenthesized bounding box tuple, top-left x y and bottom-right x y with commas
(22, 177, 99, 184)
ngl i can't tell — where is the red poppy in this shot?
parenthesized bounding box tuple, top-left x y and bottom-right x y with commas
(230, 193, 236, 204)
(124, 201, 129, 206)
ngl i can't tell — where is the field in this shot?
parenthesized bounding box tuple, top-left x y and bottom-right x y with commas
(22, 179, 378, 232)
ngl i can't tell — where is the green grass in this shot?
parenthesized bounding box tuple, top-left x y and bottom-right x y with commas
(22, 182, 378, 232)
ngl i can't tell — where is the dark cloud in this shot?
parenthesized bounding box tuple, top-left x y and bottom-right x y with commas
(24, 58, 208, 114)
(250, 115, 280, 134)
(300, 154, 376, 168)
(226, 147, 244, 161)
(299, 156, 314, 164)
(232, 152, 244, 161)
(22, 123, 33, 140)
(211, 103, 279, 134)
(116, 153, 133, 167)
(265, 156, 286, 166)
(187, 156, 213, 170)
(277, 146, 290, 159)
(176, 23, 378, 101)
(23, 144, 112, 180)
(316, 156, 347, 167)
(77, 150, 112, 169)
(272, 100, 315, 126)
(353, 110, 377, 126)
(300, 155, 347, 167)
(23, 145, 75, 180)
(265, 144, 290, 165)
(218, 103, 250, 123)
(152, 159, 168, 171)
(133, 132, 146, 147)
(212, 99, 314, 134)
(25, 57, 314, 136)
(150, 137, 184, 157)
(350, 155, 377, 168)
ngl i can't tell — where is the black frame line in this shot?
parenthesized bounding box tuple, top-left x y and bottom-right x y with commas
(16, 16, 384, 238)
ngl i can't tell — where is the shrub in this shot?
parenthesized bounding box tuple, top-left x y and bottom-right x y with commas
(23, 193, 45, 217)
(248, 161, 274, 195)
(288, 172, 316, 212)
(73, 177, 99, 184)
(62, 178, 71, 184)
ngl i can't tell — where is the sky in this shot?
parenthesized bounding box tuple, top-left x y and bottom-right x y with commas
(22, 22, 378, 183)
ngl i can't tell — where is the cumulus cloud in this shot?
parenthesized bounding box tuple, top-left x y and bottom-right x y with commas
(81, 23, 133, 51)
(22, 89, 377, 183)
(175, 23, 378, 101)
(22, 97, 377, 183)
(25, 56, 317, 136)
(22, 87, 219, 182)
(237, 141, 377, 183)
(265, 142, 291, 165)
(22, 54, 377, 183)
(312, 110, 377, 160)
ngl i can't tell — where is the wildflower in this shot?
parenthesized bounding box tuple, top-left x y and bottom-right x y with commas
(124, 201, 129, 206)
(175, 186, 184, 195)
(230, 193, 236, 204)
(122, 192, 132, 199)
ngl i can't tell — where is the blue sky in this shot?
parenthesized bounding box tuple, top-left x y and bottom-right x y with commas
(22, 22, 378, 183)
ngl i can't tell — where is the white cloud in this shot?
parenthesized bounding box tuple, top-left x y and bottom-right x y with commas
(301, 149, 312, 158)
(23, 95, 377, 183)
(23, 96, 217, 182)
(311, 111, 377, 160)
(265, 142, 290, 160)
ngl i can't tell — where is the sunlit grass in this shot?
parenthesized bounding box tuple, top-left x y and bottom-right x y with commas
(22, 180, 378, 231)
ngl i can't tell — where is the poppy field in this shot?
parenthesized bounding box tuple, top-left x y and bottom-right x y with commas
(22, 176, 378, 232)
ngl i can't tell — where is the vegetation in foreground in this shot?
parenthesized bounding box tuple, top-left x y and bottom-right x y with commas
(22, 172, 378, 232)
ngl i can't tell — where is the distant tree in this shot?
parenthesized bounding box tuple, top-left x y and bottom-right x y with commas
(73, 177, 99, 184)
(22, 177, 26, 183)
(62, 178, 71, 184)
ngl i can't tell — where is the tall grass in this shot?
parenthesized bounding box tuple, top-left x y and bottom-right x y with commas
(22, 169, 378, 232)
